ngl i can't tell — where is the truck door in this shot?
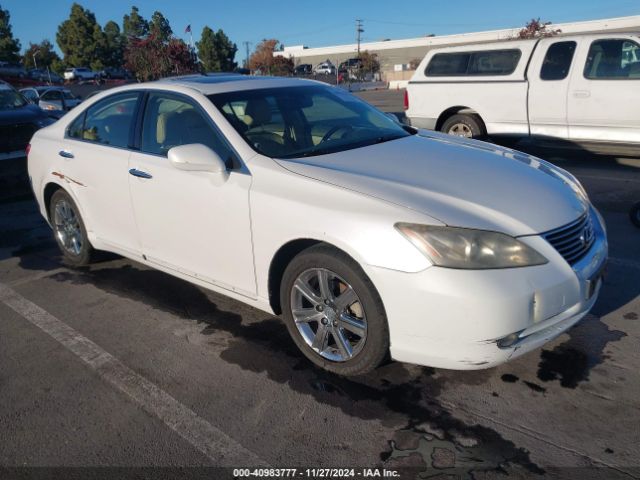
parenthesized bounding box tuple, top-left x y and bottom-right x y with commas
(527, 38, 578, 139)
(568, 36, 640, 144)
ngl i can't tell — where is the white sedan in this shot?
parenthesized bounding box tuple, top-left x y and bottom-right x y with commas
(27, 75, 608, 375)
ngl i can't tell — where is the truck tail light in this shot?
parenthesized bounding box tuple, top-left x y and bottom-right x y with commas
(403, 90, 409, 110)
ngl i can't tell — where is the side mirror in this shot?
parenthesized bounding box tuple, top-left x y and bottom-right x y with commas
(168, 144, 228, 179)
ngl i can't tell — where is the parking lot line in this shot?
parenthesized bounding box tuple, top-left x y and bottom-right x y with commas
(0, 282, 269, 467)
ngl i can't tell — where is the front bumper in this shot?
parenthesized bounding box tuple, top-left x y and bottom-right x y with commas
(367, 207, 608, 370)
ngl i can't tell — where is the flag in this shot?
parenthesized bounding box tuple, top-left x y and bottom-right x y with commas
(185, 24, 191, 33)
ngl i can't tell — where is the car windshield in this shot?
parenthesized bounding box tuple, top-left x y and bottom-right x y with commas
(208, 85, 410, 159)
(0, 89, 27, 109)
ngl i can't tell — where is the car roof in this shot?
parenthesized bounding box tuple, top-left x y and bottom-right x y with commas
(154, 73, 324, 95)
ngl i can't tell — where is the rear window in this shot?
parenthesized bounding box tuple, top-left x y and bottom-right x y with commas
(426, 49, 521, 76)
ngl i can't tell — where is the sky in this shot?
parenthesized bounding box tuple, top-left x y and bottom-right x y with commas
(4, 0, 640, 63)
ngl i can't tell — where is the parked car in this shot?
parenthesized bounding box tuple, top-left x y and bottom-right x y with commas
(406, 33, 640, 146)
(294, 64, 312, 75)
(27, 75, 607, 375)
(338, 58, 362, 72)
(314, 61, 336, 75)
(20, 86, 81, 114)
(64, 67, 99, 81)
(27, 69, 64, 84)
(0, 61, 27, 78)
(0, 81, 55, 160)
(99, 67, 130, 80)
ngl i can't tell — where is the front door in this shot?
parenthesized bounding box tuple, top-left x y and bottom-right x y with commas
(127, 91, 256, 296)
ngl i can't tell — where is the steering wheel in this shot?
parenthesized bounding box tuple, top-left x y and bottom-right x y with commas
(320, 125, 354, 143)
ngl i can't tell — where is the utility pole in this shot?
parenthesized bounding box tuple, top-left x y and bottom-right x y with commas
(356, 19, 364, 57)
(243, 41, 252, 68)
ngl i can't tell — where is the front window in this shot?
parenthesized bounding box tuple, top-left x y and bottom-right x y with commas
(208, 85, 410, 159)
(584, 39, 640, 79)
(141, 92, 233, 164)
(0, 89, 27, 109)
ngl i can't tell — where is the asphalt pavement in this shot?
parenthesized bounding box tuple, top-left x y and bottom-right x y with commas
(0, 89, 639, 479)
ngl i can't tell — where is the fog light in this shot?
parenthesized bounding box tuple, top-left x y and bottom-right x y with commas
(497, 330, 524, 349)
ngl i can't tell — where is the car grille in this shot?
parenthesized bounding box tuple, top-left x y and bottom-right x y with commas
(543, 212, 595, 265)
(0, 123, 37, 154)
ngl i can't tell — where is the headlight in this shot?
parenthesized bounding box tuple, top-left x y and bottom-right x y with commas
(395, 223, 548, 269)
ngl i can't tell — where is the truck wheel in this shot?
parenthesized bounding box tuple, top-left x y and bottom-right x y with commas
(630, 202, 640, 228)
(442, 114, 485, 139)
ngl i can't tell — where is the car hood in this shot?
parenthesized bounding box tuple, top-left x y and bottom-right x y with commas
(275, 132, 588, 236)
(0, 104, 46, 126)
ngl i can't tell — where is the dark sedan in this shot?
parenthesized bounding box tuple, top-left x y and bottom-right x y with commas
(0, 82, 55, 160)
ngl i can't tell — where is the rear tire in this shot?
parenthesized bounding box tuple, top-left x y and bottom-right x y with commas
(441, 113, 485, 139)
(49, 190, 94, 267)
(280, 244, 389, 376)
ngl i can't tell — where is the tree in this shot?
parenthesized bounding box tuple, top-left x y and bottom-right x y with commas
(56, 3, 104, 68)
(359, 51, 380, 74)
(103, 20, 125, 68)
(125, 33, 196, 81)
(22, 40, 60, 70)
(518, 18, 561, 39)
(123, 6, 149, 39)
(0, 4, 21, 63)
(248, 39, 291, 75)
(196, 26, 237, 72)
(149, 11, 172, 42)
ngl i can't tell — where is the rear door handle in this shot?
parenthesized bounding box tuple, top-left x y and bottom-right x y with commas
(572, 90, 591, 98)
(58, 150, 74, 158)
(129, 168, 153, 179)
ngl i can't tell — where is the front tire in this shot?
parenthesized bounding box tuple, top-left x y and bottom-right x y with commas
(280, 244, 389, 376)
(49, 190, 94, 266)
(441, 113, 485, 139)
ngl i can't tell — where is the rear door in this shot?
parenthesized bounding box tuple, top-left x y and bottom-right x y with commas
(568, 36, 640, 143)
(61, 91, 141, 254)
(527, 38, 578, 139)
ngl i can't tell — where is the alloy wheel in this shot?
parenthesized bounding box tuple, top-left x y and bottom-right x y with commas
(290, 268, 367, 362)
(53, 199, 83, 256)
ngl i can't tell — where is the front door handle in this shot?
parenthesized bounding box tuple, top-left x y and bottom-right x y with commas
(572, 90, 591, 98)
(58, 150, 74, 159)
(129, 168, 153, 179)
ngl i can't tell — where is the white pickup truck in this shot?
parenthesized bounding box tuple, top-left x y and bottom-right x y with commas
(405, 33, 640, 147)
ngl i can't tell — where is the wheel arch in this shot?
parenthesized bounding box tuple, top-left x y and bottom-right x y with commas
(267, 238, 377, 316)
(436, 106, 485, 132)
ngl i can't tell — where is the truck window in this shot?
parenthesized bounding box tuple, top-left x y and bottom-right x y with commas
(584, 39, 640, 79)
(426, 49, 521, 76)
(540, 41, 577, 80)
